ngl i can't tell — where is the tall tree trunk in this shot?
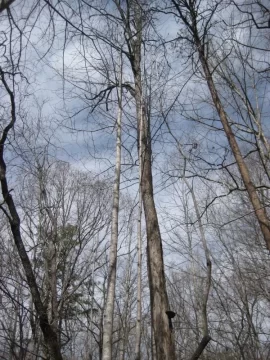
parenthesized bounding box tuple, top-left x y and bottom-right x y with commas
(133, 54, 175, 360)
(101, 52, 123, 360)
(135, 105, 143, 360)
(127, 3, 176, 359)
(135, 84, 175, 360)
(197, 43, 270, 250)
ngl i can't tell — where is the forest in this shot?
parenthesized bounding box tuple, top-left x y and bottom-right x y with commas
(0, 0, 269, 359)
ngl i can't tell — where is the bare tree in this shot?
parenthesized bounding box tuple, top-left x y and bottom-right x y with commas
(113, 2, 176, 358)
(0, 68, 63, 360)
(44, 1, 176, 357)
(102, 50, 123, 360)
(135, 104, 143, 360)
(169, 0, 270, 250)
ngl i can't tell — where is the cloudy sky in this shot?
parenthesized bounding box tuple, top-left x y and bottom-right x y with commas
(1, 0, 270, 266)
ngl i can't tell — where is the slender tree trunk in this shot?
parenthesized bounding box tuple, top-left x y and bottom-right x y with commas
(119, 232, 132, 360)
(9, 289, 18, 360)
(88, 238, 97, 360)
(99, 279, 106, 360)
(135, 104, 143, 360)
(101, 52, 123, 360)
(184, 179, 212, 359)
(151, 325, 157, 360)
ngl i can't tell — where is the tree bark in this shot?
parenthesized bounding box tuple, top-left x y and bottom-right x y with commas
(101, 52, 123, 360)
(135, 86, 175, 360)
(135, 105, 143, 360)
(125, 2, 176, 358)
(189, 335, 211, 360)
(198, 44, 270, 250)
(132, 48, 175, 360)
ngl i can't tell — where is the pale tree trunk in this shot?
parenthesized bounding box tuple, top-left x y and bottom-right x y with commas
(101, 51, 123, 360)
(119, 231, 132, 360)
(88, 237, 97, 360)
(0, 69, 63, 360)
(183, 180, 212, 360)
(151, 326, 157, 360)
(135, 103, 143, 360)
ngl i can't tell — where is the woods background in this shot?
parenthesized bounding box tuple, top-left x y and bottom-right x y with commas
(0, 1, 269, 359)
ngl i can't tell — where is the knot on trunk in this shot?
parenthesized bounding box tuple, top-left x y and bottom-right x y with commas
(166, 310, 176, 330)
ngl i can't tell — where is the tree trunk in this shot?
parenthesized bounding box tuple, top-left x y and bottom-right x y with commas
(197, 43, 270, 250)
(101, 52, 123, 360)
(135, 106, 143, 360)
(127, 3, 175, 359)
(133, 69, 175, 360)
(170, 0, 270, 251)
(184, 179, 212, 359)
